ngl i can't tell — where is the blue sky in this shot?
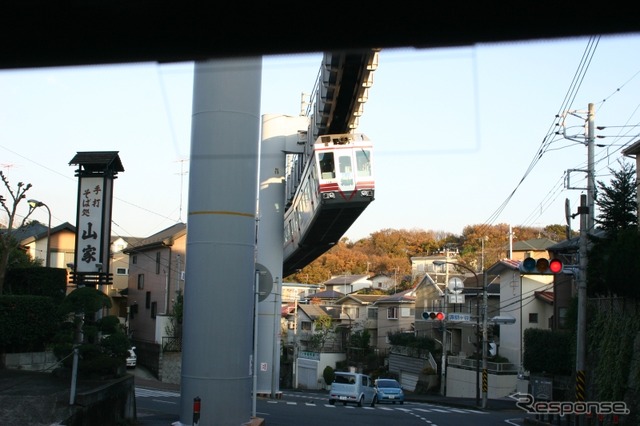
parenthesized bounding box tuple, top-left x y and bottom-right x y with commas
(1, 33, 639, 242)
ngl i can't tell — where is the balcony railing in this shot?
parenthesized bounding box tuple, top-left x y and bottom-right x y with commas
(447, 356, 518, 373)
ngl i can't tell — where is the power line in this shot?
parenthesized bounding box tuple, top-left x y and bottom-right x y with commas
(477, 36, 601, 235)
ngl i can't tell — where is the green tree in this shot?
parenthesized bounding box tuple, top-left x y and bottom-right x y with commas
(308, 313, 333, 352)
(595, 159, 637, 233)
(588, 159, 640, 297)
(348, 329, 372, 363)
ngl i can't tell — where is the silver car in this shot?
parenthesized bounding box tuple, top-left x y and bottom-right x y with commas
(328, 372, 376, 407)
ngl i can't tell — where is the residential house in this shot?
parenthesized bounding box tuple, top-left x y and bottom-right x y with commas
(332, 293, 385, 351)
(322, 274, 371, 294)
(301, 288, 344, 305)
(18, 222, 76, 287)
(281, 282, 321, 304)
(486, 258, 554, 372)
(286, 303, 345, 390)
(412, 260, 507, 398)
(107, 236, 144, 319)
(507, 237, 558, 261)
(368, 273, 396, 292)
(372, 288, 416, 353)
(17, 221, 141, 319)
(411, 251, 459, 281)
(414, 271, 499, 358)
(124, 223, 186, 350)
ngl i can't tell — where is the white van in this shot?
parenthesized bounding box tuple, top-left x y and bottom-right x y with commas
(328, 372, 376, 407)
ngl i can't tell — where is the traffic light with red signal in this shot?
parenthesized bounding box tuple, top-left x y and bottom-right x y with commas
(519, 257, 563, 274)
(422, 311, 446, 320)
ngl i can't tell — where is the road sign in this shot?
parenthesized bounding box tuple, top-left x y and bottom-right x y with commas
(448, 294, 465, 304)
(446, 313, 471, 322)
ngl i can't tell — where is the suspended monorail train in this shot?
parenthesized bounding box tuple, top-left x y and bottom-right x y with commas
(283, 133, 374, 277)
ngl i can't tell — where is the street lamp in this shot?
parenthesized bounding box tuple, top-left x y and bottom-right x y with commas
(433, 260, 484, 407)
(27, 199, 51, 267)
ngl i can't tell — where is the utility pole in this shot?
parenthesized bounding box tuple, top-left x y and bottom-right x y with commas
(575, 195, 589, 426)
(440, 287, 447, 397)
(481, 269, 488, 408)
(561, 103, 595, 426)
(587, 102, 595, 232)
(574, 103, 595, 426)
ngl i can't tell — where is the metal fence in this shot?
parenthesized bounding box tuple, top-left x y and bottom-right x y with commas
(162, 336, 182, 352)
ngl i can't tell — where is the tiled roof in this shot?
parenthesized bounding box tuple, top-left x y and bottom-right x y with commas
(324, 274, 370, 285)
(297, 303, 330, 320)
(535, 290, 554, 304)
(511, 237, 557, 251)
(622, 138, 640, 155)
(123, 223, 186, 253)
(336, 294, 385, 305)
(303, 289, 344, 301)
(5, 221, 76, 243)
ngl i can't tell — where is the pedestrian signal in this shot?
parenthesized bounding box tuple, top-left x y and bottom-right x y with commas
(519, 257, 563, 274)
(422, 311, 445, 321)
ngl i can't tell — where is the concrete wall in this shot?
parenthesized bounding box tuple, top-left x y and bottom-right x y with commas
(2, 351, 58, 372)
(446, 365, 517, 399)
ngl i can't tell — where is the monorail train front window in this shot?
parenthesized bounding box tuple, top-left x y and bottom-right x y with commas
(319, 152, 335, 179)
(338, 154, 354, 187)
(356, 149, 372, 177)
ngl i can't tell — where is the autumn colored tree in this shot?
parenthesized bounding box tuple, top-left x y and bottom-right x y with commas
(287, 224, 572, 284)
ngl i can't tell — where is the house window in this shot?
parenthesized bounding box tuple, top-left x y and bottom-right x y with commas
(558, 307, 568, 328)
(137, 274, 144, 290)
(156, 251, 161, 274)
(151, 301, 157, 319)
(301, 321, 312, 331)
(529, 313, 538, 324)
(116, 267, 128, 275)
(132, 255, 137, 265)
(387, 307, 398, 320)
(344, 307, 359, 319)
(367, 308, 378, 319)
(146, 291, 151, 309)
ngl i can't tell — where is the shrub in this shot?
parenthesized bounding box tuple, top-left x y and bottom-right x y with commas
(323, 365, 335, 385)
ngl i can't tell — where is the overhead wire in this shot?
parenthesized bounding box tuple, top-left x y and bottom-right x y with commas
(476, 36, 601, 236)
(517, 42, 640, 229)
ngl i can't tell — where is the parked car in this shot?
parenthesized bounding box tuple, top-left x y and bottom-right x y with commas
(126, 347, 137, 368)
(374, 378, 404, 404)
(328, 372, 376, 407)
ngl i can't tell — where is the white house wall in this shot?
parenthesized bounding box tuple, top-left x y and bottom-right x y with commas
(499, 271, 553, 371)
